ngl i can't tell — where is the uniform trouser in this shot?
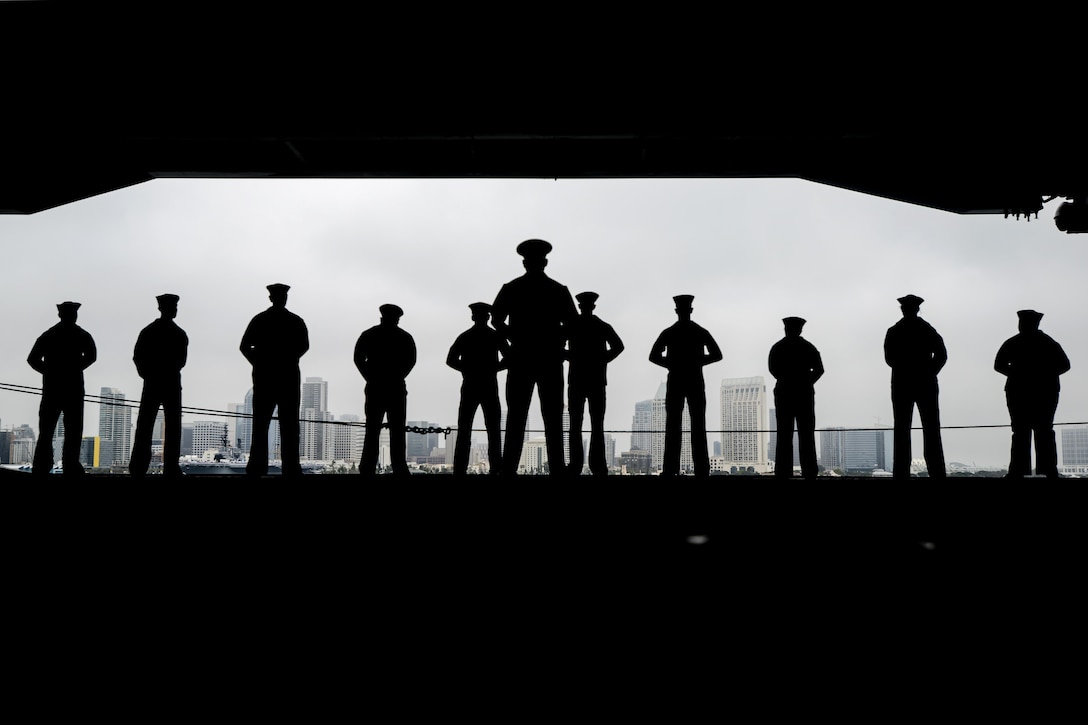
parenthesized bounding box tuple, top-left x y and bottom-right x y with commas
(130, 378, 182, 476)
(1006, 387, 1059, 477)
(568, 383, 607, 476)
(361, 381, 408, 475)
(774, 387, 817, 478)
(33, 385, 84, 476)
(454, 378, 502, 475)
(503, 362, 565, 476)
(892, 377, 945, 478)
(663, 373, 709, 476)
(248, 368, 301, 476)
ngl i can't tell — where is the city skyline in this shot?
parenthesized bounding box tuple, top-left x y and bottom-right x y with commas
(4, 366, 1084, 471)
(10, 377, 1088, 473)
(3, 177, 1087, 470)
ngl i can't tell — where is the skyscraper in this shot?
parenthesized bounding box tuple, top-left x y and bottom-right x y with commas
(300, 377, 330, 461)
(843, 429, 888, 472)
(820, 427, 845, 471)
(98, 387, 132, 468)
(1061, 426, 1088, 466)
(720, 377, 768, 472)
(192, 421, 229, 457)
(237, 389, 254, 453)
(519, 438, 548, 473)
(329, 414, 363, 463)
(820, 426, 891, 473)
(8, 423, 36, 465)
(631, 399, 653, 453)
(181, 423, 194, 457)
(406, 421, 441, 461)
(603, 433, 616, 470)
(52, 413, 65, 467)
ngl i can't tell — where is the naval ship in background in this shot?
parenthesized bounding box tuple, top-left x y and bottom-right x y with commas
(180, 451, 324, 475)
(179, 438, 323, 475)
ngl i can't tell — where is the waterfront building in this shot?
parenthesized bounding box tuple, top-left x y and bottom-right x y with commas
(181, 423, 193, 457)
(519, 437, 548, 473)
(619, 449, 652, 474)
(300, 377, 330, 461)
(329, 414, 363, 462)
(720, 377, 768, 473)
(406, 420, 442, 462)
(98, 387, 132, 468)
(237, 389, 254, 453)
(3, 424, 36, 465)
(604, 433, 616, 469)
(52, 414, 66, 465)
(820, 427, 845, 470)
(79, 436, 101, 468)
(819, 426, 892, 473)
(631, 399, 653, 453)
(192, 420, 229, 457)
(1061, 426, 1088, 467)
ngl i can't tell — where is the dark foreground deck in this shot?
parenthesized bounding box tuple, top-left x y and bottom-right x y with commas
(3, 469, 1083, 700)
(3, 469, 1082, 586)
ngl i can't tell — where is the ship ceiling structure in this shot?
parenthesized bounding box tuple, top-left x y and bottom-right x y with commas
(2, 4, 1084, 230)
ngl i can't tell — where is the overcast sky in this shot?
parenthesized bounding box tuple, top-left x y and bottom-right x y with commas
(1, 177, 1084, 468)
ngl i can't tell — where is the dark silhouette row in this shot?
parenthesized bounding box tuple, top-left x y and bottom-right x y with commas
(25, 244, 1071, 479)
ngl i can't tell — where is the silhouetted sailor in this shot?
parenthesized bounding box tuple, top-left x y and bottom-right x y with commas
(356, 304, 417, 476)
(27, 301, 97, 477)
(884, 294, 947, 479)
(994, 309, 1070, 478)
(566, 291, 625, 477)
(240, 283, 309, 476)
(768, 316, 824, 479)
(447, 302, 509, 475)
(130, 294, 189, 477)
(491, 239, 577, 476)
(649, 295, 722, 476)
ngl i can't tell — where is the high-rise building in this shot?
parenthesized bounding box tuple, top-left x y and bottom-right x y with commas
(631, 399, 653, 452)
(1062, 426, 1088, 467)
(406, 421, 441, 461)
(237, 389, 254, 453)
(820, 426, 891, 473)
(4, 424, 35, 465)
(300, 377, 330, 461)
(843, 429, 888, 472)
(52, 413, 66, 465)
(327, 414, 365, 463)
(820, 427, 845, 471)
(98, 387, 132, 468)
(152, 411, 165, 445)
(79, 436, 101, 468)
(720, 377, 768, 472)
(192, 421, 229, 457)
(519, 438, 548, 473)
(181, 423, 194, 457)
